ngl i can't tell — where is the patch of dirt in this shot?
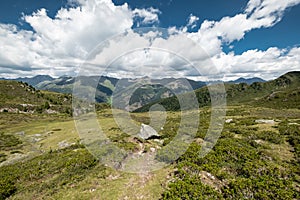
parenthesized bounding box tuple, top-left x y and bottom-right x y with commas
(199, 171, 225, 191)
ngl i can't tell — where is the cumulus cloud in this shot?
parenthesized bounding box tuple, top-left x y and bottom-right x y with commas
(0, 0, 137, 78)
(23, 1, 133, 58)
(211, 47, 300, 80)
(0, 0, 300, 80)
(132, 7, 160, 26)
(187, 0, 300, 54)
(245, 0, 300, 19)
(76, 27, 214, 79)
(0, 0, 163, 78)
(187, 14, 199, 29)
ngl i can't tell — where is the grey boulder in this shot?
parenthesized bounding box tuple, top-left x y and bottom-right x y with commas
(138, 123, 160, 140)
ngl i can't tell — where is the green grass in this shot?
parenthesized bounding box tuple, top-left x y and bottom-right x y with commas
(135, 71, 300, 112)
(161, 106, 300, 199)
(0, 104, 300, 199)
(0, 109, 174, 199)
(0, 133, 22, 151)
(1, 72, 300, 199)
(0, 80, 72, 115)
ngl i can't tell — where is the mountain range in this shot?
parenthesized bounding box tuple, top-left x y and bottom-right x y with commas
(1, 72, 299, 199)
(134, 71, 300, 112)
(1, 75, 266, 111)
(0, 71, 299, 114)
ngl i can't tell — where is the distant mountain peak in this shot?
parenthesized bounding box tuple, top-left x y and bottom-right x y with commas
(15, 75, 54, 87)
(229, 77, 265, 85)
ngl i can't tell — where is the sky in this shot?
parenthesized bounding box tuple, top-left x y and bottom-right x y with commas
(0, 0, 300, 81)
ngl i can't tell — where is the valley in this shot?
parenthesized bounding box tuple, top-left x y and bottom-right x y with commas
(2, 0, 300, 199)
(0, 71, 299, 199)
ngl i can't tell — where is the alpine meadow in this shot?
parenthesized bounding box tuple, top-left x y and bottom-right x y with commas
(1, 0, 300, 199)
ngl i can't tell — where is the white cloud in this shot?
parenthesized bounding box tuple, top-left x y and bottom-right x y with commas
(187, 14, 199, 29)
(0, 0, 164, 78)
(187, 0, 300, 55)
(245, 0, 300, 19)
(132, 7, 160, 26)
(0, 0, 159, 78)
(0, 0, 300, 80)
(23, 1, 133, 58)
(211, 47, 300, 80)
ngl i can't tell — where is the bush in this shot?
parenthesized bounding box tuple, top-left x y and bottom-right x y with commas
(156, 141, 189, 163)
(44, 101, 50, 109)
(257, 131, 284, 144)
(162, 177, 221, 199)
(0, 177, 17, 200)
(0, 153, 7, 163)
(222, 176, 295, 199)
(0, 146, 101, 198)
(0, 133, 22, 150)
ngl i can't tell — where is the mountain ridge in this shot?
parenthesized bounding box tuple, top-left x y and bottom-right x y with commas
(134, 71, 300, 112)
(228, 77, 265, 84)
(0, 74, 281, 111)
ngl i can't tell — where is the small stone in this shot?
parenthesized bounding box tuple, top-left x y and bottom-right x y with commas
(225, 119, 233, 123)
(16, 131, 25, 136)
(153, 139, 164, 144)
(255, 119, 275, 124)
(58, 140, 70, 148)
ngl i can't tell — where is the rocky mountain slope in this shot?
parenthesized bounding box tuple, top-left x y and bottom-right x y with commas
(134, 71, 300, 112)
(0, 80, 72, 114)
(2, 75, 265, 111)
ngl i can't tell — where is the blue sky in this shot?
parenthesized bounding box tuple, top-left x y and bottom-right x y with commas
(0, 0, 300, 80)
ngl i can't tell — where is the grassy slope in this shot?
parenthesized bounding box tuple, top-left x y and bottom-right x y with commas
(0, 106, 299, 199)
(134, 71, 300, 112)
(0, 110, 173, 199)
(0, 72, 300, 199)
(0, 80, 72, 114)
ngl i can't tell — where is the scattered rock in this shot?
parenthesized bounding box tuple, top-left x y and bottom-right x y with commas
(15, 131, 25, 136)
(195, 138, 204, 144)
(153, 139, 164, 145)
(137, 143, 144, 155)
(0, 108, 19, 113)
(225, 119, 233, 123)
(89, 188, 96, 192)
(58, 140, 72, 148)
(255, 119, 275, 124)
(33, 138, 42, 142)
(20, 104, 34, 107)
(254, 139, 264, 144)
(106, 174, 120, 180)
(0, 153, 29, 167)
(45, 109, 57, 114)
(138, 124, 160, 140)
(46, 131, 54, 135)
(288, 122, 299, 125)
(199, 171, 224, 191)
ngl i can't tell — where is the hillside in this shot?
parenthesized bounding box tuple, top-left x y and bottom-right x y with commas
(0, 73, 300, 199)
(0, 75, 55, 87)
(0, 80, 72, 114)
(4, 75, 268, 111)
(134, 71, 300, 112)
(1, 104, 299, 199)
(15, 75, 55, 87)
(36, 76, 206, 110)
(228, 77, 265, 84)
